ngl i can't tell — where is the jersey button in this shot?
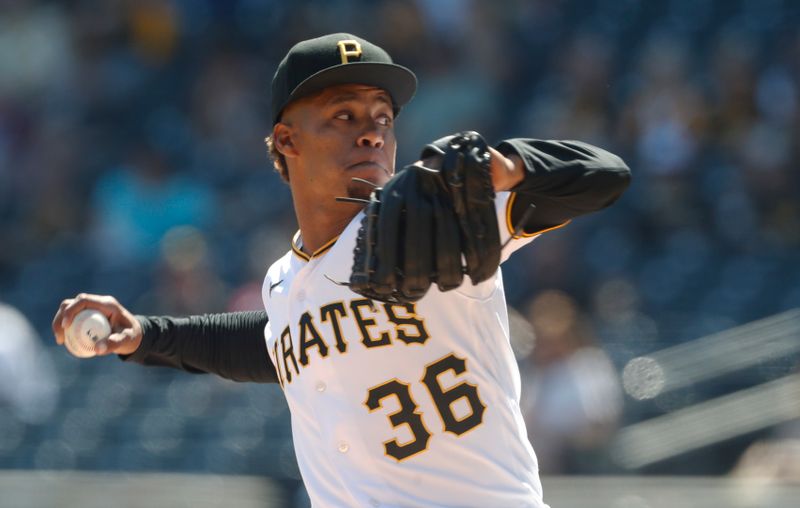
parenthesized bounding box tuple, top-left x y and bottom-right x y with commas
(316, 381, 326, 392)
(337, 441, 349, 453)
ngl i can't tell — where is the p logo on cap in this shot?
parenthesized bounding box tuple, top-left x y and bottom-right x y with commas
(337, 40, 362, 64)
(270, 33, 417, 125)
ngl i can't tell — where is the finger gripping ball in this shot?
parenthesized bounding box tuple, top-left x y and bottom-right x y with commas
(65, 309, 111, 358)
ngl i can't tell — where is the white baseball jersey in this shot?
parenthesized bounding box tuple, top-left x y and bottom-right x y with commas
(262, 192, 551, 508)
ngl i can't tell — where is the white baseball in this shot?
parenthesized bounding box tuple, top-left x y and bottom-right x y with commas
(65, 309, 112, 358)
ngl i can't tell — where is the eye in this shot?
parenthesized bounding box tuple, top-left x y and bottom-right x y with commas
(376, 114, 392, 126)
(334, 112, 351, 121)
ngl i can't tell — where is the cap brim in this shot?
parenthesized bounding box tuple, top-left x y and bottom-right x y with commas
(288, 62, 417, 112)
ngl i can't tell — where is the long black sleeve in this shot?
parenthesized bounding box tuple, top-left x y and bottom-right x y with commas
(120, 310, 278, 383)
(495, 139, 631, 235)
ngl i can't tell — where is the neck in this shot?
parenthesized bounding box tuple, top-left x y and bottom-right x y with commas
(293, 196, 362, 254)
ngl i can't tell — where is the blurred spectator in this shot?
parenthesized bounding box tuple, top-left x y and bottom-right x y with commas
(619, 31, 707, 178)
(0, 302, 59, 424)
(0, 1, 74, 98)
(135, 225, 228, 315)
(520, 290, 623, 474)
(89, 142, 215, 267)
(732, 437, 800, 484)
(731, 362, 800, 485)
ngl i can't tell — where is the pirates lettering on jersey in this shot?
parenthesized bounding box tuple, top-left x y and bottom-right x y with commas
(272, 339, 285, 388)
(351, 299, 392, 348)
(385, 304, 430, 344)
(298, 312, 329, 366)
(273, 299, 429, 385)
(280, 325, 299, 383)
(320, 301, 349, 353)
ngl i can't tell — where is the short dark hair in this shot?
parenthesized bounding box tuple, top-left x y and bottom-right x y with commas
(264, 135, 288, 182)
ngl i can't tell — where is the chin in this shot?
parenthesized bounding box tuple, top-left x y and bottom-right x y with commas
(345, 179, 377, 202)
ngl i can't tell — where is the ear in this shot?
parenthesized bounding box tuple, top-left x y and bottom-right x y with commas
(272, 123, 299, 158)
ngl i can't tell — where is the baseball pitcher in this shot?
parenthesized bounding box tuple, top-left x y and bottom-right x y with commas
(53, 33, 631, 507)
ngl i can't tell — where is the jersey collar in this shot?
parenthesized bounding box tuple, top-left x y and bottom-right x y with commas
(291, 230, 339, 261)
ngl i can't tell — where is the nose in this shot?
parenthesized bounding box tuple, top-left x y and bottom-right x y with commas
(357, 123, 385, 149)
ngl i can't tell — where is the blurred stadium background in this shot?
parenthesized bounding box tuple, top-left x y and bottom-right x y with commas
(0, 0, 798, 506)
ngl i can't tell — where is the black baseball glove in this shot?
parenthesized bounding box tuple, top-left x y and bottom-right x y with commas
(349, 131, 502, 304)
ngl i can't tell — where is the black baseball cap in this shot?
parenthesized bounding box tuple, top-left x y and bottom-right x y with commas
(271, 33, 417, 124)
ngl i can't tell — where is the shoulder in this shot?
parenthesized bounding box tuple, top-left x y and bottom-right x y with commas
(261, 250, 294, 306)
(268, 249, 294, 276)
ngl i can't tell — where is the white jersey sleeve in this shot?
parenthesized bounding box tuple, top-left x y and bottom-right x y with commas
(496, 190, 568, 263)
(454, 191, 564, 301)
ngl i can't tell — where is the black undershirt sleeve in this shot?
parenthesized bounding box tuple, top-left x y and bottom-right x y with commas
(495, 139, 631, 235)
(120, 310, 277, 384)
(116, 140, 628, 383)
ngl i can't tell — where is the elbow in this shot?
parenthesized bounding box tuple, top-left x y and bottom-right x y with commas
(598, 157, 631, 207)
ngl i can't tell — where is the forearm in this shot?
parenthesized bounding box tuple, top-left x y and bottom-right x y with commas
(496, 138, 631, 234)
(121, 311, 278, 383)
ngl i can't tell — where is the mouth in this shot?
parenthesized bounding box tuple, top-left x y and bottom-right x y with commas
(347, 160, 391, 177)
(348, 160, 385, 170)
